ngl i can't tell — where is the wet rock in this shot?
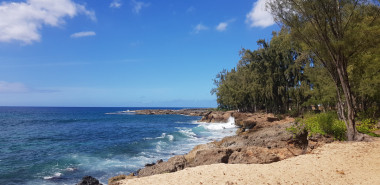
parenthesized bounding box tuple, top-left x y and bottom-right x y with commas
(236, 127, 246, 135)
(77, 176, 102, 185)
(145, 162, 155, 167)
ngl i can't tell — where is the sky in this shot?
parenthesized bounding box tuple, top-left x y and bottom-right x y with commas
(0, 0, 279, 107)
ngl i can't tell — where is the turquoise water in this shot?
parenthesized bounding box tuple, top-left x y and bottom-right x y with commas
(0, 107, 236, 185)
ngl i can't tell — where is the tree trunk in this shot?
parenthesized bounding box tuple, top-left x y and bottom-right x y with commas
(331, 73, 346, 121)
(336, 61, 358, 141)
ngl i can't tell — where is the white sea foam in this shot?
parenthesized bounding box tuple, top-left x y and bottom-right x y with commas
(43, 172, 62, 180)
(175, 121, 188, 123)
(178, 128, 197, 139)
(65, 167, 77, 172)
(157, 133, 166, 139)
(198, 116, 236, 130)
(167, 134, 174, 141)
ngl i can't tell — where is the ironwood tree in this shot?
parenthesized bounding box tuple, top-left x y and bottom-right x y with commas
(268, 0, 380, 140)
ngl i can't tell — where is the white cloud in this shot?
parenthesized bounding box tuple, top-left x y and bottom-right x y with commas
(0, 0, 96, 44)
(131, 0, 150, 14)
(110, 0, 122, 8)
(193, 23, 208, 34)
(216, 22, 228, 31)
(246, 0, 275, 28)
(70, 31, 96, 38)
(0, 81, 29, 93)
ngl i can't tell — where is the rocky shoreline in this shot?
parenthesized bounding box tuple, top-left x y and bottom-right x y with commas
(102, 109, 334, 185)
(134, 108, 211, 116)
(76, 109, 336, 185)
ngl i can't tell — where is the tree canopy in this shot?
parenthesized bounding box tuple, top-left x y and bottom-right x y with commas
(212, 0, 380, 140)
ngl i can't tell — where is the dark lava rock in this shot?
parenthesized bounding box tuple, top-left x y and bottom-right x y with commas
(77, 176, 103, 185)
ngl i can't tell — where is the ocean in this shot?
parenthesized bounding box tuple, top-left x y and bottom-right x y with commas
(0, 107, 236, 185)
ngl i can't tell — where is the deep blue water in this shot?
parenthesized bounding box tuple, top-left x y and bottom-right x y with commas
(0, 107, 236, 185)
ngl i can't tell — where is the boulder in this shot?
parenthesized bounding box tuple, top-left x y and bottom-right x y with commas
(199, 111, 233, 123)
(77, 176, 102, 185)
(228, 147, 280, 164)
(187, 148, 234, 167)
(184, 143, 216, 163)
(138, 155, 186, 177)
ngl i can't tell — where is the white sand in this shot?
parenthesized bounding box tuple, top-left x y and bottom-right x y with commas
(117, 139, 380, 185)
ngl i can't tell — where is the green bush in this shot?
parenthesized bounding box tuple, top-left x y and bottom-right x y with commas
(357, 106, 379, 120)
(286, 109, 300, 117)
(288, 112, 380, 140)
(357, 118, 380, 137)
(286, 122, 307, 139)
(300, 112, 347, 140)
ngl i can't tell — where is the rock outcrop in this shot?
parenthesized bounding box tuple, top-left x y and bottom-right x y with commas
(110, 111, 330, 184)
(77, 176, 103, 185)
(138, 155, 187, 177)
(199, 111, 233, 123)
(129, 118, 317, 180)
(135, 109, 211, 116)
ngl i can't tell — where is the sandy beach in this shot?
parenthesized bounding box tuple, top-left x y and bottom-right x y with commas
(116, 138, 380, 185)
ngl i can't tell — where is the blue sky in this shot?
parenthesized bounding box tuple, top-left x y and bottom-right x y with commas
(0, 0, 278, 107)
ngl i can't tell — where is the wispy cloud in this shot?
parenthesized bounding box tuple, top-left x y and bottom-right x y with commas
(246, 0, 275, 28)
(110, 0, 122, 8)
(131, 0, 150, 14)
(216, 22, 228, 31)
(216, 19, 235, 32)
(193, 23, 208, 34)
(0, 0, 96, 44)
(70, 31, 96, 38)
(0, 81, 29, 93)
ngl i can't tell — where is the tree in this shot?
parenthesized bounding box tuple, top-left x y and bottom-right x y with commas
(212, 28, 308, 114)
(268, 0, 380, 140)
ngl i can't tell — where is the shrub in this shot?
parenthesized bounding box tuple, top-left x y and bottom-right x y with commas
(357, 106, 379, 120)
(287, 121, 307, 139)
(357, 118, 380, 137)
(288, 112, 379, 140)
(297, 112, 346, 140)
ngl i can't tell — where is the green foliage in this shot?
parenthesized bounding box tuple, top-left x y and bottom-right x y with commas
(213, 0, 380, 140)
(357, 106, 379, 120)
(212, 28, 309, 113)
(287, 109, 300, 117)
(268, 0, 380, 140)
(286, 122, 307, 139)
(356, 118, 380, 137)
(301, 112, 347, 140)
